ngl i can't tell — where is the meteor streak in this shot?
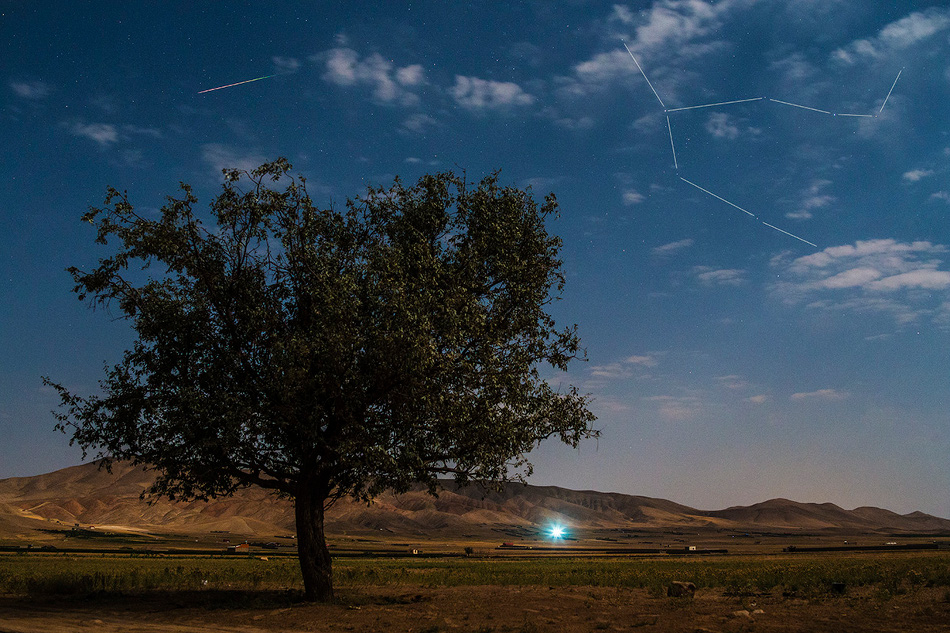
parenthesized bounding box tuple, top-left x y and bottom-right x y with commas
(198, 74, 276, 94)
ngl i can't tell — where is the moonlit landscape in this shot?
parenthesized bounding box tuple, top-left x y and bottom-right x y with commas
(2, 3, 950, 630)
(4, 1, 949, 517)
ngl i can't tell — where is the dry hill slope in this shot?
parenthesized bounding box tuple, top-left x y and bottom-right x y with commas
(1, 462, 948, 540)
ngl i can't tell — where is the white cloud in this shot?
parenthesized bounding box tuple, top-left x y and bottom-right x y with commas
(272, 56, 301, 73)
(550, 113, 595, 130)
(396, 65, 425, 86)
(589, 363, 630, 379)
(611, 4, 636, 25)
(201, 144, 268, 177)
(786, 179, 834, 220)
(123, 124, 162, 138)
(745, 394, 770, 404)
(705, 112, 739, 139)
(625, 355, 658, 367)
(555, 0, 751, 99)
(817, 267, 882, 289)
(716, 375, 749, 390)
(652, 238, 694, 255)
(903, 169, 934, 182)
(622, 190, 644, 205)
(404, 157, 422, 164)
(694, 266, 746, 286)
(569, 49, 633, 92)
(867, 270, 950, 291)
(9, 79, 51, 99)
(930, 191, 950, 203)
(833, 8, 950, 63)
(68, 122, 118, 147)
(589, 353, 658, 380)
(769, 52, 818, 84)
(644, 395, 701, 421)
(790, 389, 849, 401)
(630, 0, 744, 53)
(449, 76, 534, 109)
(771, 239, 950, 326)
(402, 113, 437, 134)
(318, 48, 424, 106)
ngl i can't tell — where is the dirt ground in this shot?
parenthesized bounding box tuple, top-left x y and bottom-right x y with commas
(2, 585, 949, 633)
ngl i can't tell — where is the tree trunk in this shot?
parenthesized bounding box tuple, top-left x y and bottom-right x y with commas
(294, 487, 334, 601)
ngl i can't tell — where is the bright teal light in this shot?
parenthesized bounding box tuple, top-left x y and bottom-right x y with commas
(550, 525, 565, 539)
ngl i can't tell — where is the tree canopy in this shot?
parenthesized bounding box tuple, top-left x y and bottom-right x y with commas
(46, 159, 596, 600)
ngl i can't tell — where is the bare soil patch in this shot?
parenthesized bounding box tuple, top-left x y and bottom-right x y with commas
(2, 585, 949, 633)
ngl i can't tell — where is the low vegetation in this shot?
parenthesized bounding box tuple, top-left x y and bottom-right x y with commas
(2, 552, 948, 598)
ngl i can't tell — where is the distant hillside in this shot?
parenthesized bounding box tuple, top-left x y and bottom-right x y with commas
(1, 461, 948, 539)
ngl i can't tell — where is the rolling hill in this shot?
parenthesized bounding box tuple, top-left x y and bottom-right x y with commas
(1, 461, 948, 540)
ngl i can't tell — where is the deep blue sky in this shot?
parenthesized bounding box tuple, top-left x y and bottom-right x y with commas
(3, 2, 949, 516)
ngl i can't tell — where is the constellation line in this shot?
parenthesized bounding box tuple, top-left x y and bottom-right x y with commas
(879, 68, 903, 113)
(679, 177, 757, 218)
(665, 97, 764, 113)
(666, 116, 678, 170)
(761, 222, 817, 248)
(768, 98, 831, 115)
(620, 41, 894, 249)
(622, 41, 665, 108)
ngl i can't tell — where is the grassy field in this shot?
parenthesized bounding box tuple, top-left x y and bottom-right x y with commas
(3, 550, 949, 599)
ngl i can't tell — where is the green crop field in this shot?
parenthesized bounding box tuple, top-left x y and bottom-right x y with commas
(2, 551, 949, 599)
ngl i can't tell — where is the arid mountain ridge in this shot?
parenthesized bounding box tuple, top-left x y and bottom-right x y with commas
(1, 461, 948, 538)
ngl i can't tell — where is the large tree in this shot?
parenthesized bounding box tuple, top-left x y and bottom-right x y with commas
(45, 159, 596, 601)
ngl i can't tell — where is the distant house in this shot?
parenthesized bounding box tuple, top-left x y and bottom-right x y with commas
(227, 543, 250, 553)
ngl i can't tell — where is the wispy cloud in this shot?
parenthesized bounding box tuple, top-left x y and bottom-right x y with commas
(716, 375, 750, 390)
(930, 191, 950, 203)
(555, 0, 751, 100)
(832, 7, 950, 64)
(589, 363, 631, 379)
(786, 179, 834, 220)
(622, 190, 644, 205)
(625, 355, 658, 367)
(790, 389, 849, 401)
(644, 395, 702, 421)
(449, 76, 534, 110)
(652, 238, 694, 255)
(745, 394, 770, 404)
(272, 56, 301, 73)
(705, 112, 740, 139)
(694, 266, 746, 286)
(123, 124, 162, 139)
(588, 353, 659, 380)
(401, 113, 438, 134)
(67, 122, 119, 147)
(548, 112, 595, 130)
(9, 79, 51, 99)
(201, 144, 268, 176)
(903, 169, 934, 182)
(316, 47, 424, 106)
(771, 239, 950, 326)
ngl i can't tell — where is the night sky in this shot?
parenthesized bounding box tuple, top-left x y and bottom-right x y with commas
(3, 2, 949, 517)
